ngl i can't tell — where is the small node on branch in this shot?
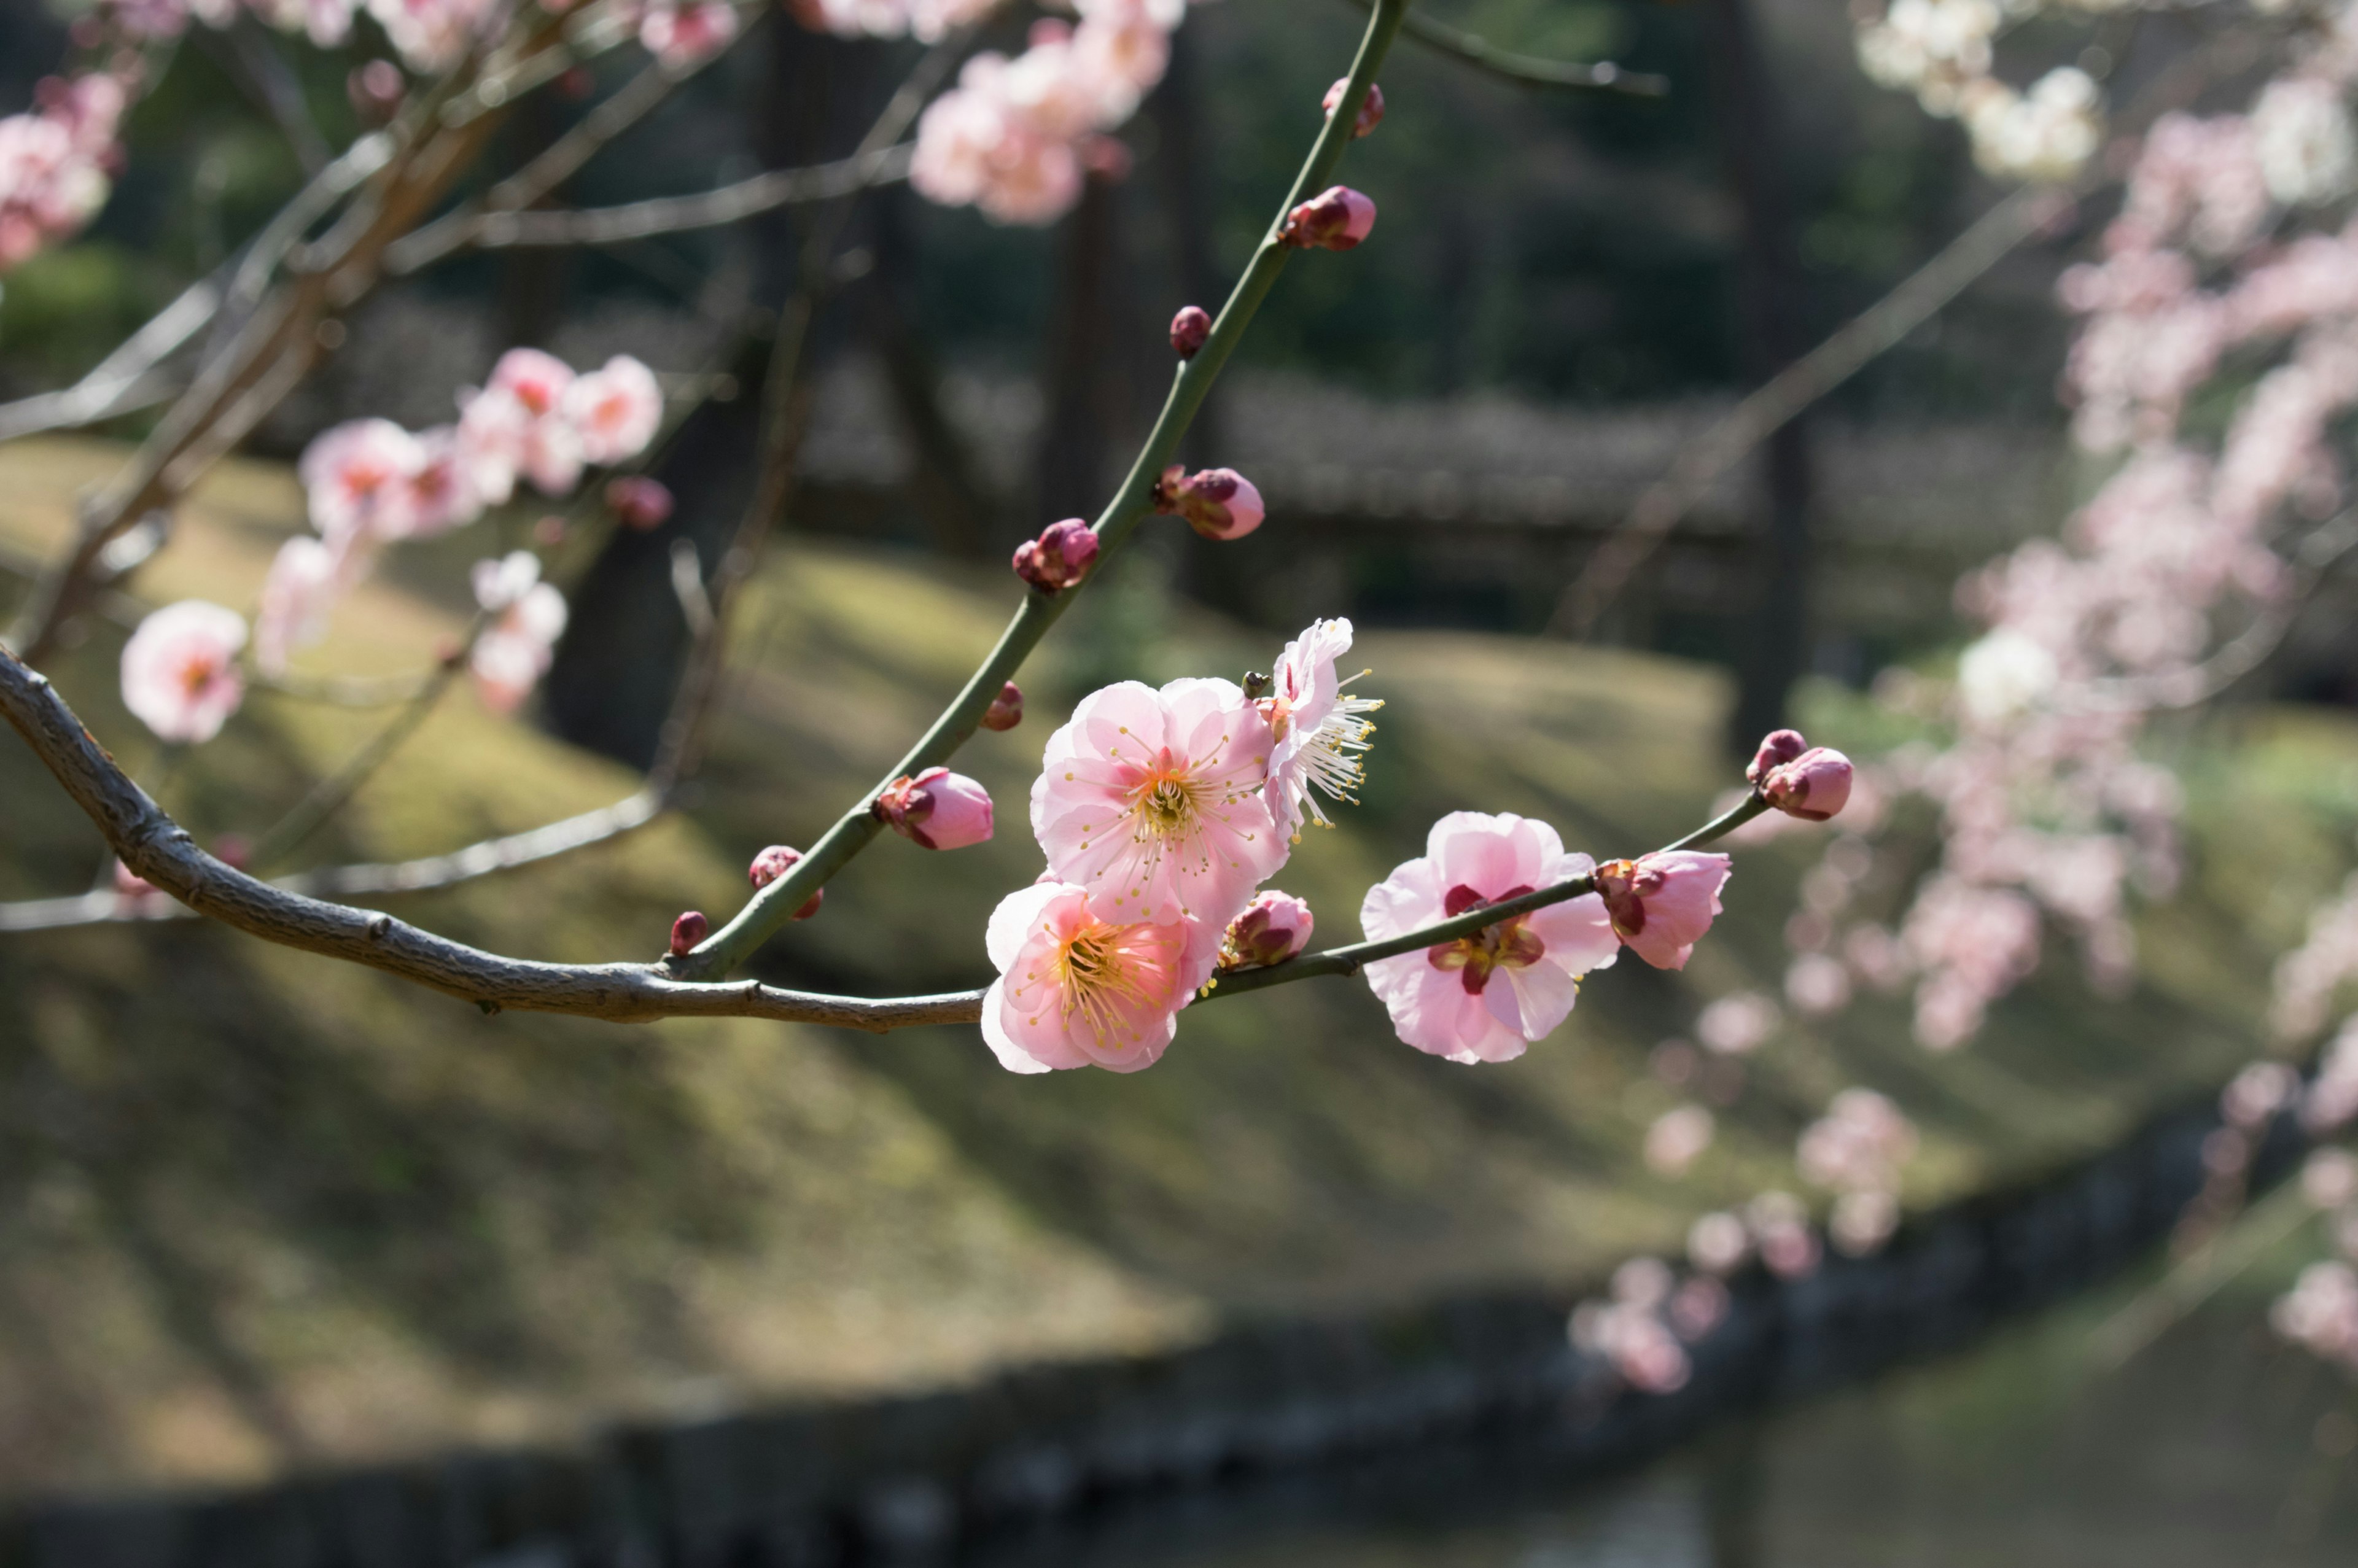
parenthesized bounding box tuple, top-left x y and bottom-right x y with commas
(669, 910, 709, 957)
(1280, 186, 1377, 251)
(1170, 305, 1212, 360)
(749, 845, 823, 920)
(1153, 465, 1265, 541)
(606, 476, 675, 530)
(874, 769, 995, 851)
(477, 999, 501, 1015)
(980, 681, 1024, 732)
(1013, 519, 1099, 592)
(1218, 890, 1315, 970)
(1322, 79, 1386, 138)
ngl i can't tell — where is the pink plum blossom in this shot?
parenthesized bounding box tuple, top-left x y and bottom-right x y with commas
(979, 879, 1220, 1074)
(874, 767, 996, 850)
(1687, 1211, 1751, 1275)
(606, 476, 674, 529)
(1359, 812, 1619, 1065)
(561, 354, 664, 465)
(1595, 851, 1732, 971)
(365, 0, 500, 72)
(120, 600, 248, 744)
(1218, 889, 1314, 969)
(468, 551, 567, 714)
(1644, 1104, 1715, 1177)
(254, 535, 341, 676)
(1031, 677, 1282, 926)
(1759, 746, 1853, 821)
(1259, 616, 1382, 839)
(482, 347, 586, 494)
(1282, 185, 1377, 251)
(299, 419, 425, 546)
(1696, 991, 1778, 1055)
(639, 0, 739, 64)
(0, 73, 125, 274)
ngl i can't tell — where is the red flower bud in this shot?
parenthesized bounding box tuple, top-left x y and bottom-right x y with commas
(1321, 79, 1385, 138)
(1154, 465, 1266, 541)
(981, 680, 1024, 732)
(1282, 186, 1377, 251)
(1170, 305, 1212, 360)
(1013, 519, 1100, 592)
(874, 767, 995, 850)
(748, 845, 823, 920)
(606, 476, 674, 530)
(669, 910, 709, 957)
(1745, 729, 1808, 787)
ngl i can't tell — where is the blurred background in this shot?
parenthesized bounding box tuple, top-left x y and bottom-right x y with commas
(6, 0, 2358, 1562)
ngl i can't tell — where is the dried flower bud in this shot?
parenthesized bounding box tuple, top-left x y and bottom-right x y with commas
(1322, 79, 1385, 138)
(748, 844, 823, 920)
(1154, 465, 1266, 541)
(606, 476, 674, 530)
(1170, 305, 1213, 360)
(874, 767, 995, 850)
(1745, 728, 1807, 786)
(669, 910, 708, 957)
(1013, 519, 1100, 593)
(1220, 890, 1315, 969)
(347, 60, 405, 125)
(1282, 185, 1377, 251)
(1761, 748, 1854, 822)
(980, 680, 1024, 732)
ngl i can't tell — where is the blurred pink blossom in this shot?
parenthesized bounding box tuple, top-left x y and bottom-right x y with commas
(121, 601, 248, 744)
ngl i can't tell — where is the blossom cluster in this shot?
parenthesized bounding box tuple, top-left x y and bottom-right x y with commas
(2274, 1147, 2358, 1369)
(0, 74, 126, 275)
(1851, 0, 2106, 182)
(1796, 1088, 1918, 1254)
(909, 0, 1189, 224)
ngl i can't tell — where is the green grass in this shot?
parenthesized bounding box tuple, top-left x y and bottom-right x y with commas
(3, 437, 2354, 1500)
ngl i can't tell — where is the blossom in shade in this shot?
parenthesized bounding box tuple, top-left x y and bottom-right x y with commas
(1032, 677, 1282, 926)
(669, 910, 708, 957)
(1759, 746, 1853, 821)
(979, 879, 1220, 1074)
(874, 767, 996, 850)
(468, 551, 568, 714)
(639, 0, 739, 64)
(255, 535, 341, 676)
(748, 844, 823, 920)
(1218, 889, 1314, 969)
(482, 347, 585, 494)
(348, 59, 405, 123)
(1169, 304, 1211, 359)
(1595, 851, 1732, 971)
(1013, 518, 1099, 591)
(562, 354, 664, 465)
(2305, 1148, 2358, 1211)
(366, 0, 499, 72)
(120, 600, 248, 744)
(1259, 616, 1382, 839)
(1644, 1104, 1715, 1177)
(0, 72, 125, 275)
(2273, 1262, 2358, 1369)
(1747, 1190, 1820, 1279)
(1282, 185, 1377, 250)
(400, 425, 486, 538)
(607, 476, 674, 529)
(1697, 991, 1780, 1055)
(1321, 78, 1384, 138)
(1687, 1211, 1751, 1275)
(299, 419, 424, 545)
(1157, 465, 1264, 540)
(981, 680, 1024, 732)
(1360, 812, 1620, 1065)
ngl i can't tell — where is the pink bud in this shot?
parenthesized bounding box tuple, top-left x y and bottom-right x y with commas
(873, 767, 995, 850)
(1220, 890, 1315, 969)
(980, 680, 1024, 732)
(1745, 729, 1807, 786)
(606, 476, 674, 530)
(1155, 465, 1266, 541)
(532, 514, 567, 547)
(669, 910, 708, 956)
(1321, 79, 1385, 138)
(1170, 305, 1212, 360)
(348, 60, 405, 125)
(748, 844, 823, 920)
(1761, 748, 1853, 822)
(1282, 186, 1377, 251)
(1596, 852, 1732, 971)
(1012, 519, 1100, 593)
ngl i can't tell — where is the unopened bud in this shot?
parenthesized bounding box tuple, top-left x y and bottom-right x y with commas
(980, 680, 1024, 732)
(669, 910, 708, 956)
(347, 60, 405, 125)
(874, 767, 995, 850)
(1220, 890, 1315, 969)
(1321, 79, 1385, 138)
(1760, 747, 1854, 822)
(1282, 185, 1377, 251)
(1154, 465, 1265, 541)
(747, 844, 824, 920)
(1170, 305, 1212, 360)
(606, 476, 674, 530)
(1013, 519, 1100, 593)
(1745, 729, 1807, 786)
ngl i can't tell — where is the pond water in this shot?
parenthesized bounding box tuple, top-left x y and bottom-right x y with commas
(973, 1281, 2358, 1568)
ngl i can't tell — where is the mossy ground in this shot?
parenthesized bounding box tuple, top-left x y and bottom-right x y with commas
(4, 437, 2353, 1502)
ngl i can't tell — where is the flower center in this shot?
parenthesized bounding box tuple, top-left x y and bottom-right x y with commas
(177, 656, 219, 699)
(1428, 883, 1544, 994)
(1129, 753, 1205, 834)
(1053, 922, 1159, 1048)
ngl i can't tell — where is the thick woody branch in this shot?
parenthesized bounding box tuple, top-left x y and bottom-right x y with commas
(680, 0, 1416, 979)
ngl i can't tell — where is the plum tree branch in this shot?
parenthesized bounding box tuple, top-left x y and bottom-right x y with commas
(1353, 0, 1668, 97)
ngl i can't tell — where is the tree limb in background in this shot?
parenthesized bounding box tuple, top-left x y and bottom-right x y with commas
(1345, 0, 1668, 97)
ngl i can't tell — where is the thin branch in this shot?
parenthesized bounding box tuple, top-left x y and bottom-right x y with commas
(1350, 0, 1668, 97)
(2089, 1164, 2313, 1369)
(677, 0, 1418, 980)
(0, 280, 218, 443)
(204, 20, 332, 175)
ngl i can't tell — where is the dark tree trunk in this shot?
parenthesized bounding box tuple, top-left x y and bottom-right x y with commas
(1701, 0, 1816, 761)
(1034, 173, 1124, 527)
